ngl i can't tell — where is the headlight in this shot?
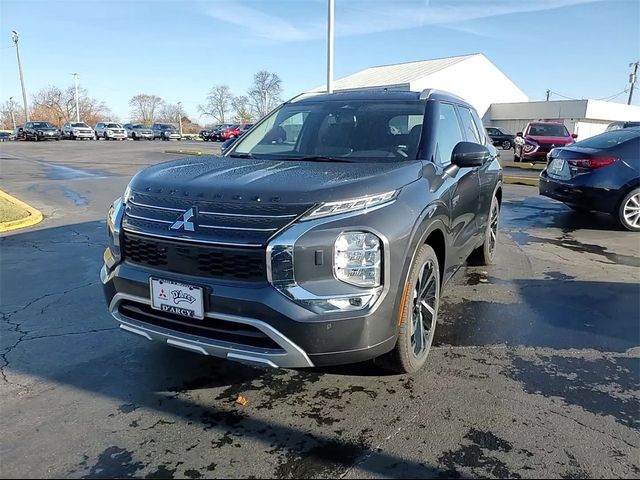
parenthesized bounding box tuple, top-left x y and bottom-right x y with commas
(107, 129, 113, 134)
(73, 129, 79, 134)
(303, 191, 397, 220)
(123, 185, 132, 204)
(106, 197, 125, 269)
(335, 232, 381, 287)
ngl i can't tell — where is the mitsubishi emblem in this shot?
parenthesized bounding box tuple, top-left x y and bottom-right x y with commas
(170, 208, 196, 231)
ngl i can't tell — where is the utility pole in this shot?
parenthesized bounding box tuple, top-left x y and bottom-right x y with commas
(9, 97, 16, 130)
(72, 73, 80, 122)
(11, 31, 29, 122)
(546, 90, 551, 101)
(327, 0, 335, 93)
(628, 61, 639, 105)
(177, 101, 183, 138)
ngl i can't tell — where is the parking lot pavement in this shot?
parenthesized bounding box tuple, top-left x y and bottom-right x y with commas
(1, 142, 638, 478)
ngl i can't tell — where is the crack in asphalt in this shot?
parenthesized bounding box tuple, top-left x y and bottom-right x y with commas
(0, 281, 99, 385)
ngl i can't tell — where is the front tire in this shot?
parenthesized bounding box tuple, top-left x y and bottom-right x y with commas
(470, 195, 500, 265)
(378, 244, 440, 374)
(617, 188, 640, 232)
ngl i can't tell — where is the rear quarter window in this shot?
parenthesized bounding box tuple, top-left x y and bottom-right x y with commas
(574, 129, 640, 149)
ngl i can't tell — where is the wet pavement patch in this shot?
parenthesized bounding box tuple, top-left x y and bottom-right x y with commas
(37, 161, 108, 181)
(437, 428, 520, 479)
(504, 354, 640, 428)
(273, 438, 369, 479)
(83, 446, 145, 478)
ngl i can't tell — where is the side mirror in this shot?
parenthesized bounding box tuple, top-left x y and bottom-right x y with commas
(451, 142, 489, 168)
(221, 137, 237, 154)
(516, 132, 523, 137)
(571, 133, 578, 139)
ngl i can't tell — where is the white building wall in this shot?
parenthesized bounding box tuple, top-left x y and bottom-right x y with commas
(409, 54, 528, 117)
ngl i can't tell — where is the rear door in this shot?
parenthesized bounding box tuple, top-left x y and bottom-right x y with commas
(434, 102, 481, 269)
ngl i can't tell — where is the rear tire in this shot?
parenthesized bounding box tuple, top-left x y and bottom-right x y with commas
(502, 140, 512, 150)
(376, 244, 440, 374)
(470, 195, 500, 265)
(617, 188, 640, 232)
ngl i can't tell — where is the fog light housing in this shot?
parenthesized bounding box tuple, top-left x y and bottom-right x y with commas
(334, 232, 381, 287)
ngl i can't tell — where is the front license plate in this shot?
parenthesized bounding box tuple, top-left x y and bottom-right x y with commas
(150, 278, 204, 320)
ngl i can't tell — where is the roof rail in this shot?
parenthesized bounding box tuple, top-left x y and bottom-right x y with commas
(287, 91, 323, 103)
(419, 88, 468, 103)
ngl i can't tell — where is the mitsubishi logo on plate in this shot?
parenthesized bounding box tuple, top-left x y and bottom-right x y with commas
(170, 207, 196, 231)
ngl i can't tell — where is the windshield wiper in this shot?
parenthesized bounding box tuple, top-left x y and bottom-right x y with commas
(228, 152, 254, 159)
(296, 155, 353, 163)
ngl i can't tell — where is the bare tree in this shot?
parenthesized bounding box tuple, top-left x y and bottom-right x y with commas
(129, 94, 163, 125)
(0, 98, 23, 129)
(231, 95, 253, 124)
(157, 103, 182, 124)
(31, 85, 111, 126)
(198, 85, 232, 124)
(248, 71, 282, 119)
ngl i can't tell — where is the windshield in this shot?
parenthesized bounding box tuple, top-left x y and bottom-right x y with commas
(106, 123, 120, 128)
(132, 124, 145, 129)
(573, 128, 639, 149)
(527, 123, 568, 137)
(33, 122, 54, 128)
(71, 123, 89, 128)
(231, 100, 426, 162)
(159, 125, 175, 130)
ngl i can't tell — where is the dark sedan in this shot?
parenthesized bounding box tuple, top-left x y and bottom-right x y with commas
(539, 127, 640, 231)
(486, 126, 515, 150)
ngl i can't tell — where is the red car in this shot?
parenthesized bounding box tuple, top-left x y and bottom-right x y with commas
(220, 125, 241, 140)
(514, 121, 577, 162)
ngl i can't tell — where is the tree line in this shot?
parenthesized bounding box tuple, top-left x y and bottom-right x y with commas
(0, 70, 283, 130)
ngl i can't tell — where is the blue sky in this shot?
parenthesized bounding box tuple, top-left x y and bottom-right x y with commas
(1, 0, 638, 123)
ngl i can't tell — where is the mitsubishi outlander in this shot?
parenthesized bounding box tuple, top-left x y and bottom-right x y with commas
(102, 89, 502, 373)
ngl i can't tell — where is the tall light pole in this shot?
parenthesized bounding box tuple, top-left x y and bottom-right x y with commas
(72, 73, 80, 122)
(9, 97, 16, 130)
(628, 61, 639, 105)
(327, 0, 335, 93)
(177, 101, 183, 138)
(11, 31, 29, 122)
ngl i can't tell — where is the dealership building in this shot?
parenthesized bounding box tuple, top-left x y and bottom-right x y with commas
(324, 53, 640, 139)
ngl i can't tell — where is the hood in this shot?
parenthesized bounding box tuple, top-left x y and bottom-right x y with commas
(526, 134, 573, 145)
(128, 155, 423, 204)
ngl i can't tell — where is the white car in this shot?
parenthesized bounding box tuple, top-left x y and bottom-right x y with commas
(95, 122, 127, 140)
(61, 122, 95, 140)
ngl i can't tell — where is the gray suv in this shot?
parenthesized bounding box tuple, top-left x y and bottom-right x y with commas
(151, 123, 181, 140)
(102, 89, 502, 373)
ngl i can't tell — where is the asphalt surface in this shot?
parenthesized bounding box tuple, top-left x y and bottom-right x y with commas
(1, 140, 639, 479)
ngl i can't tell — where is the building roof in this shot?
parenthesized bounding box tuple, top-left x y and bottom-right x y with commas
(325, 54, 478, 91)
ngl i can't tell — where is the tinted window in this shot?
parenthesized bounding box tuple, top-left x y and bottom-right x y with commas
(486, 128, 499, 135)
(458, 106, 481, 143)
(435, 103, 464, 166)
(573, 129, 640, 149)
(527, 123, 569, 137)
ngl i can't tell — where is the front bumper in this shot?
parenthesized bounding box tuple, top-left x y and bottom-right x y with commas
(73, 131, 94, 138)
(101, 262, 397, 368)
(106, 132, 127, 139)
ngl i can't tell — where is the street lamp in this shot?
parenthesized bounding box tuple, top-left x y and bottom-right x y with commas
(11, 30, 30, 122)
(177, 101, 183, 138)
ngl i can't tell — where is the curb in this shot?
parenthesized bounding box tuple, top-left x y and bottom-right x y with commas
(164, 150, 208, 156)
(504, 175, 539, 187)
(0, 190, 44, 232)
(501, 160, 546, 171)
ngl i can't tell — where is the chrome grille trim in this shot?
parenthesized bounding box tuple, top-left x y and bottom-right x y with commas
(198, 224, 278, 232)
(120, 228, 264, 247)
(126, 212, 174, 224)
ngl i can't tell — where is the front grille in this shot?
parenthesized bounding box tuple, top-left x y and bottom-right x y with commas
(123, 232, 267, 282)
(122, 192, 312, 246)
(118, 300, 282, 350)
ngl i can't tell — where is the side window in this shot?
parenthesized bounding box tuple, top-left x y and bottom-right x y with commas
(486, 128, 498, 136)
(435, 103, 464, 166)
(458, 106, 482, 144)
(470, 109, 488, 145)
